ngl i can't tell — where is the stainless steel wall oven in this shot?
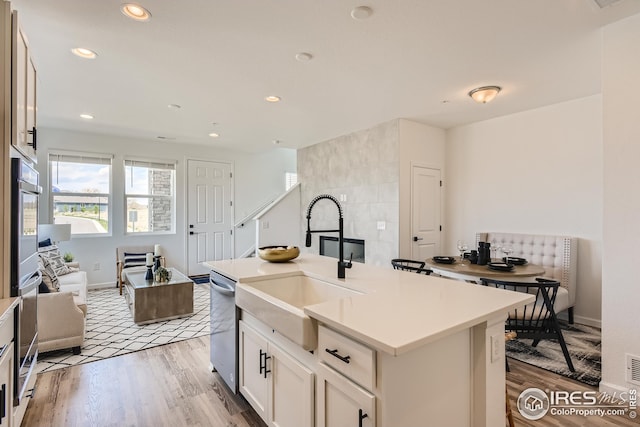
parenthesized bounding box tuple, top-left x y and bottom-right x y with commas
(10, 156, 41, 405)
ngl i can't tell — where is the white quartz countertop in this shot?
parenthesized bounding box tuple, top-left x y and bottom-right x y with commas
(204, 255, 534, 356)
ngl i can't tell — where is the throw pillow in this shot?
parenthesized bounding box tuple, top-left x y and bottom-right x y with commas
(38, 244, 74, 276)
(39, 257, 60, 292)
(123, 252, 148, 269)
(38, 238, 52, 248)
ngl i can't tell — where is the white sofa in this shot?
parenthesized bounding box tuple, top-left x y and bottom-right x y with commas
(476, 232, 577, 323)
(38, 263, 87, 354)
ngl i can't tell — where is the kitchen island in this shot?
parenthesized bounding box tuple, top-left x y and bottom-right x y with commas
(205, 254, 533, 427)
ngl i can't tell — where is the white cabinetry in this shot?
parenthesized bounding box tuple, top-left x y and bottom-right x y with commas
(239, 320, 314, 427)
(317, 363, 375, 427)
(0, 306, 14, 427)
(316, 325, 375, 427)
(11, 9, 37, 163)
(239, 320, 269, 420)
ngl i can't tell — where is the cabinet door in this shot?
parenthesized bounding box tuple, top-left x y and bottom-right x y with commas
(25, 54, 36, 153)
(0, 342, 13, 427)
(269, 343, 314, 427)
(318, 363, 375, 427)
(11, 11, 36, 162)
(239, 321, 269, 423)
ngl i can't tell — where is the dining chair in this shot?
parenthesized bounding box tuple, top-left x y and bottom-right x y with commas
(479, 277, 575, 372)
(391, 259, 432, 275)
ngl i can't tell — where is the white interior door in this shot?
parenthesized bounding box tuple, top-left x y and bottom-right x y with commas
(411, 165, 441, 261)
(187, 159, 232, 276)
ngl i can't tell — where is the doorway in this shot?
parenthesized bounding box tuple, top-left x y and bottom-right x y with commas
(186, 159, 233, 276)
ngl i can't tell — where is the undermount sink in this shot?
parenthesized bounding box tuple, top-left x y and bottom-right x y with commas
(236, 273, 361, 350)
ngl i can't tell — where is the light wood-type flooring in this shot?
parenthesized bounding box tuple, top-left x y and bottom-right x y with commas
(23, 336, 637, 427)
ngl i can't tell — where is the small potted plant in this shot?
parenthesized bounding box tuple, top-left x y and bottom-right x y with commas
(63, 252, 74, 263)
(154, 266, 172, 283)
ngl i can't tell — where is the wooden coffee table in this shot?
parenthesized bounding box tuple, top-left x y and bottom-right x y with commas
(123, 268, 194, 325)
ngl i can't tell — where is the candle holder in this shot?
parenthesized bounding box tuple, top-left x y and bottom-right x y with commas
(145, 265, 153, 281)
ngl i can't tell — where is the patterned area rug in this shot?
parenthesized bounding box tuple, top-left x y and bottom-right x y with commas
(506, 321, 601, 386)
(36, 282, 210, 374)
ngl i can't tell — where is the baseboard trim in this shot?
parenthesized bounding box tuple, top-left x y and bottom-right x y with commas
(599, 381, 633, 394)
(87, 282, 117, 290)
(557, 312, 601, 328)
(573, 315, 601, 329)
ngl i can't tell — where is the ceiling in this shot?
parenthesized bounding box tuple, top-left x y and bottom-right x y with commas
(10, 0, 640, 153)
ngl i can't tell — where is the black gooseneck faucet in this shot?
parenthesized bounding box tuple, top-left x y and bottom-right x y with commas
(305, 194, 352, 279)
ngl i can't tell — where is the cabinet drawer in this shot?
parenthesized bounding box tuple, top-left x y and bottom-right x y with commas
(318, 325, 375, 390)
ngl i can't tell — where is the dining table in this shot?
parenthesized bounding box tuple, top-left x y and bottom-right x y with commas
(423, 258, 546, 283)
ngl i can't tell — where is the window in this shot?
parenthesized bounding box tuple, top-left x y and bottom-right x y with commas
(285, 172, 298, 191)
(125, 159, 176, 234)
(49, 152, 112, 235)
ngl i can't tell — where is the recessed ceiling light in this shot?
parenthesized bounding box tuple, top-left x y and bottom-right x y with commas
(295, 52, 313, 62)
(272, 140, 281, 145)
(121, 3, 152, 21)
(156, 136, 175, 140)
(208, 133, 219, 138)
(71, 48, 97, 59)
(351, 6, 373, 20)
(80, 113, 94, 119)
(265, 95, 281, 103)
(167, 104, 181, 109)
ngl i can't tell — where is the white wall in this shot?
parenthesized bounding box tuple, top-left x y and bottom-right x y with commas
(36, 128, 296, 285)
(601, 12, 640, 393)
(233, 148, 298, 256)
(255, 184, 301, 249)
(445, 95, 603, 326)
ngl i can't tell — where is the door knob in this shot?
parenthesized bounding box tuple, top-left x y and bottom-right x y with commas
(413, 236, 423, 242)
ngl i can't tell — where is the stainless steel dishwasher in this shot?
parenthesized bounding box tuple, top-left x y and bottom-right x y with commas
(209, 270, 238, 393)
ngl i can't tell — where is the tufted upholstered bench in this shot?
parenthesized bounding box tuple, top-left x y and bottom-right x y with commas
(476, 232, 578, 323)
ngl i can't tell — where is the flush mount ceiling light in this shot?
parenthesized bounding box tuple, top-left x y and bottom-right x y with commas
(167, 103, 181, 109)
(265, 95, 281, 103)
(71, 47, 97, 59)
(121, 3, 152, 21)
(208, 132, 219, 138)
(468, 86, 501, 104)
(295, 52, 313, 62)
(351, 6, 373, 20)
(80, 113, 94, 119)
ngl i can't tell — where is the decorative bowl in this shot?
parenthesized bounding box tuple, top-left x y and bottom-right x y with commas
(258, 246, 300, 262)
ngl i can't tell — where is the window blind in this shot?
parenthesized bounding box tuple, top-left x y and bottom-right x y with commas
(125, 159, 176, 170)
(49, 152, 112, 165)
